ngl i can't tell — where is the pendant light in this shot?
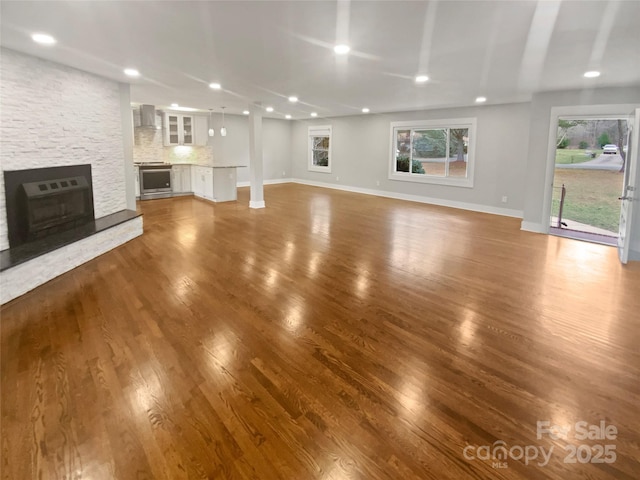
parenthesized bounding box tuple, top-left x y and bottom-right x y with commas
(208, 109, 215, 137)
(220, 107, 227, 137)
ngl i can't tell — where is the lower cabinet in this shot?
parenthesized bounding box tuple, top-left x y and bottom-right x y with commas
(191, 166, 203, 197)
(203, 168, 214, 200)
(191, 166, 213, 199)
(172, 165, 192, 193)
(180, 166, 191, 192)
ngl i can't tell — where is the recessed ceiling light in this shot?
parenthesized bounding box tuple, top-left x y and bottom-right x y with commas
(334, 44, 351, 55)
(243, 110, 250, 115)
(310, 112, 318, 117)
(584, 71, 601, 78)
(171, 103, 179, 107)
(285, 114, 292, 119)
(288, 96, 298, 103)
(362, 108, 370, 113)
(266, 106, 274, 112)
(415, 75, 429, 83)
(124, 68, 140, 77)
(209, 82, 221, 89)
(475, 96, 487, 103)
(31, 33, 56, 45)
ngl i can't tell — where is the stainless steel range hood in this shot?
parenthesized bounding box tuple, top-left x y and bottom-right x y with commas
(139, 104, 156, 128)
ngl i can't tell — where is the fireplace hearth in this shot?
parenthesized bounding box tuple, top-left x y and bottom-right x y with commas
(4, 165, 95, 248)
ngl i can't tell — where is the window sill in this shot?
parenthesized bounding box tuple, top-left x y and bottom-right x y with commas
(308, 166, 332, 173)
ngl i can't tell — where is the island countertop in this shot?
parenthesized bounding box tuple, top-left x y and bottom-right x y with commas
(134, 163, 246, 168)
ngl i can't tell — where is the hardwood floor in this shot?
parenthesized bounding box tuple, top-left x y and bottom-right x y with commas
(2, 184, 640, 479)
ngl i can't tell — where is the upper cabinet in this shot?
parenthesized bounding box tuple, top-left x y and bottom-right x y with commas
(163, 113, 209, 146)
(194, 116, 209, 146)
(164, 113, 194, 146)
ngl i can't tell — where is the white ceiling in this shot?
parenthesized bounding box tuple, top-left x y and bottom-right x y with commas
(1, 1, 639, 119)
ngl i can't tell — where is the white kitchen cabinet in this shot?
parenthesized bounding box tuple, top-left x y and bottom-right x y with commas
(194, 116, 209, 146)
(191, 166, 214, 200)
(203, 168, 214, 200)
(191, 166, 204, 197)
(134, 166, 140, 197)
(172, 165, 192, 193)
(164, 113, 194, 146)
(171, 166, 183, 193)
(180, 165, 191, 192)
(190, 167, 198, 195)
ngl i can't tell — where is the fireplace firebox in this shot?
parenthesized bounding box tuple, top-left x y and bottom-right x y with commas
(4, 165, 95, 248)
(22, 176, 92, 242)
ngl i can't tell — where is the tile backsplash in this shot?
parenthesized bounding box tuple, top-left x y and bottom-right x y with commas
(133, 123, 213, 165)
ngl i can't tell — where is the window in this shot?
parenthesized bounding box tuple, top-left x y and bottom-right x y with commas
(389, 118, 476, 187)
(309, 126, 332, 173)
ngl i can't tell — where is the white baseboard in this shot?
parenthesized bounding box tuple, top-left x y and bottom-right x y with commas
(291, 178, 523, 218)
(520, 221, 548, 234)
(237, 178, 293, 188)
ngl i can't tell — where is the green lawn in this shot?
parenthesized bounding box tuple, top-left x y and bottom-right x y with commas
(552, 168, 623, 232)
(555, 148, 602, 165)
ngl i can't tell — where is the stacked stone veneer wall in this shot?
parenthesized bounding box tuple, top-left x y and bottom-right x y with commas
(0, 48, 142, 303)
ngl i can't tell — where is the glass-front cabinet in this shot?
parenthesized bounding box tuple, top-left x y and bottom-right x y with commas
(164, 113, 194, 146)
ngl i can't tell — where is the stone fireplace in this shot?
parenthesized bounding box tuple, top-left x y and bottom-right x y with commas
(0, 48, 143, 304)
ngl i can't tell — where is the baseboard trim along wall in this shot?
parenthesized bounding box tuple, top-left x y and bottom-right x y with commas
(237, 178, 293, 188)
(291, 178, 523, 218)
(520, 221, 548, 233)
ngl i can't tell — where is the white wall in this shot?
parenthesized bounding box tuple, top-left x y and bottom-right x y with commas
(0, 48, 129, 250)
(291, 103, 531, 216)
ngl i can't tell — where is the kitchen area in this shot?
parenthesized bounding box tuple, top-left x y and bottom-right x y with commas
(133, 105, 243, 203)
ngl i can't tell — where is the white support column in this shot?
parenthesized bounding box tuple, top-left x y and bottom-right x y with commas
(119, 83, 136, 211)
(248, 107, 265, 208)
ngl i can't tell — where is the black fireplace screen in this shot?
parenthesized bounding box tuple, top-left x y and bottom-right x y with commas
(22, 176, 92, 240)
(4, 165, 95, 248)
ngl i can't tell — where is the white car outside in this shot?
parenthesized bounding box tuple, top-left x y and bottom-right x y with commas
(603, 144, 618, 154)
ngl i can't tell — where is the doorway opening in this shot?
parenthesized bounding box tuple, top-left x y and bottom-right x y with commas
(550, 117, 629, 246)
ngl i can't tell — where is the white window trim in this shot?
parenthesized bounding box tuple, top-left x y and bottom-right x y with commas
(308, 125, 332, 173)
(388, 117, 477, 188)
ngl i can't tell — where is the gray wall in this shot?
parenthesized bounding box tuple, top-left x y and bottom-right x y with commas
(291, 102, 531, 215)
(208, 114, 292, 184)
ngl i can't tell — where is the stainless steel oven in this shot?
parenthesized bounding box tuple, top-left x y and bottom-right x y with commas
(139, 165, 172, 199)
